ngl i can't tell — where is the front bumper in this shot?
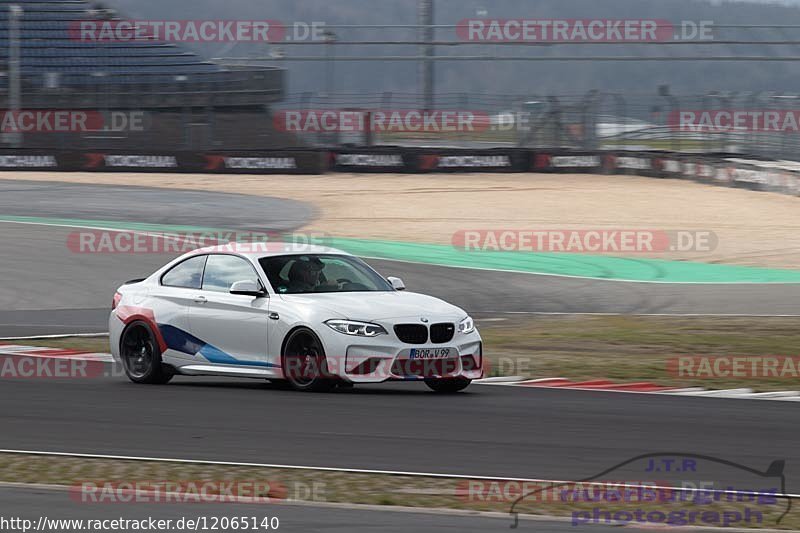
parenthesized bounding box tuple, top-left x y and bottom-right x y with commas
(316, 328, 484, 383)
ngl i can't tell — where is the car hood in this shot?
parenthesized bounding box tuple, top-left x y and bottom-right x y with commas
(278, 291, 465, 321)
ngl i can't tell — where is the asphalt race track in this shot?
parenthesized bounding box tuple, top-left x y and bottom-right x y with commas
(0, 179, 311, 336)
(0, 180, 315, 231)
(5, 221, 800, 336)
(1, 178, 799, 526)
(0, 376, 797, 489)
(4, 184, 800, 336)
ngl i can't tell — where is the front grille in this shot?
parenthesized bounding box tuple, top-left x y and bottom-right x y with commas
(430, 323, 455, 343)
(394, 324, 428, 344)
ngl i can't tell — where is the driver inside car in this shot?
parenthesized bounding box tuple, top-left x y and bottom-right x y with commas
(287, 257, 338, 293)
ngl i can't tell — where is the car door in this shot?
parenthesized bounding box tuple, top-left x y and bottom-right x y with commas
(188, 254, 270, 367)
(154, 254, 208, 362)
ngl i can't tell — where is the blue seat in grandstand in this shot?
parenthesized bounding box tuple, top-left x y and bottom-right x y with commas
(0, 0, 235, 87)
(0, 0, 292, 151)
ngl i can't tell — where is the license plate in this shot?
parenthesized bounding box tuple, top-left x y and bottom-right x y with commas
(409, 348, 452, 360)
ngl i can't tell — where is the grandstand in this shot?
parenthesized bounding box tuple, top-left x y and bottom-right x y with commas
(0, 0, 293, 150)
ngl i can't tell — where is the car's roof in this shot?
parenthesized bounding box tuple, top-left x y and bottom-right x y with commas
(192, 242, 351, 260)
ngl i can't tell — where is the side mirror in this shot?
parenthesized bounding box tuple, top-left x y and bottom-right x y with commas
(387, 276, 406, 291)
(230, 280, 267, 297)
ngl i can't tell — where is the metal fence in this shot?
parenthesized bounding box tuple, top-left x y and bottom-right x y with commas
(8, 86, 800, 158)
(272, 89, 800, 161)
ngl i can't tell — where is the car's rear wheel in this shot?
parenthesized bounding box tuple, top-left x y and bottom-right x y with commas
(120, 321, 173, 385)
(425, 377, 471, 393)
(282, 328, 336, 392)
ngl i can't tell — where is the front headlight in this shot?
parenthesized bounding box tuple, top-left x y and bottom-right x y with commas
(325, 319, 388, 337)
(458, 316, 475, 334)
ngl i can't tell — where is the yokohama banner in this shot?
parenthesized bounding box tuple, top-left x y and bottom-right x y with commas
(0, 150, 326, 174)
(329, 150, 417, 173)
(200, 152, 326, 174)
(414, 149, 529, 173)
(532, 152, 605, 173)
(0, 150, 326, 173)
(328, 148, 528, 173)
(0, 149, 797, 197)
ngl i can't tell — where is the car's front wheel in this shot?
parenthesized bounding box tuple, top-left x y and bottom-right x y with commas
(282, 328, 336, 392)
(120, 321, 173, 385)
(425, 377, 471, 393)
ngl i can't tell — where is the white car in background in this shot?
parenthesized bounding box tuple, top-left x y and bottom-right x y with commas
(109, 243, 483, 392)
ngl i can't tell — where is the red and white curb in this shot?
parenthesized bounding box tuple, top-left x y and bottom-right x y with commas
(2, 346, 797, 401)
(475, 376, 800, 401)
(0, 344, 114, 363)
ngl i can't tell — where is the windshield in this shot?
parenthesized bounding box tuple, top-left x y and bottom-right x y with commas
(259, 254, 393, 294)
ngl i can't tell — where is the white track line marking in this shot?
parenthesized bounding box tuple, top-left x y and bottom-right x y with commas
(0, 333, 108, 341)
(4, 344, 798, 403)
(2, 344, 798, 402)
(0, 448, 585, 483)
(0, 449, 797, 503)
(746, 391, 800, 399)
(0, 481, 580, 526)
(0, 219, 194, 238)
(0, 345, 114, 363)
(474, 376, 527, 383)
(658, 387, 708, 393)
(671, 388, 754, 397)
(500, 381, 800, 402)
(0, 484, 788, 533)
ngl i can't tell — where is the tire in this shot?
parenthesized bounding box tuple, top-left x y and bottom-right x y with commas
(281, 328, 336, 392)
(120, 321, 173, 385)
(425, 377, 472, 393)
(266, 379, 292, 390)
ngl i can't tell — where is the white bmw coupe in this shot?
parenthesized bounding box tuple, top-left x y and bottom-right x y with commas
(109, 243, 483, 392)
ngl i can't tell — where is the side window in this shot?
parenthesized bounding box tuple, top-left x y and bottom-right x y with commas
(202, 255, 260, 293)
(161, 255, 207, 289)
